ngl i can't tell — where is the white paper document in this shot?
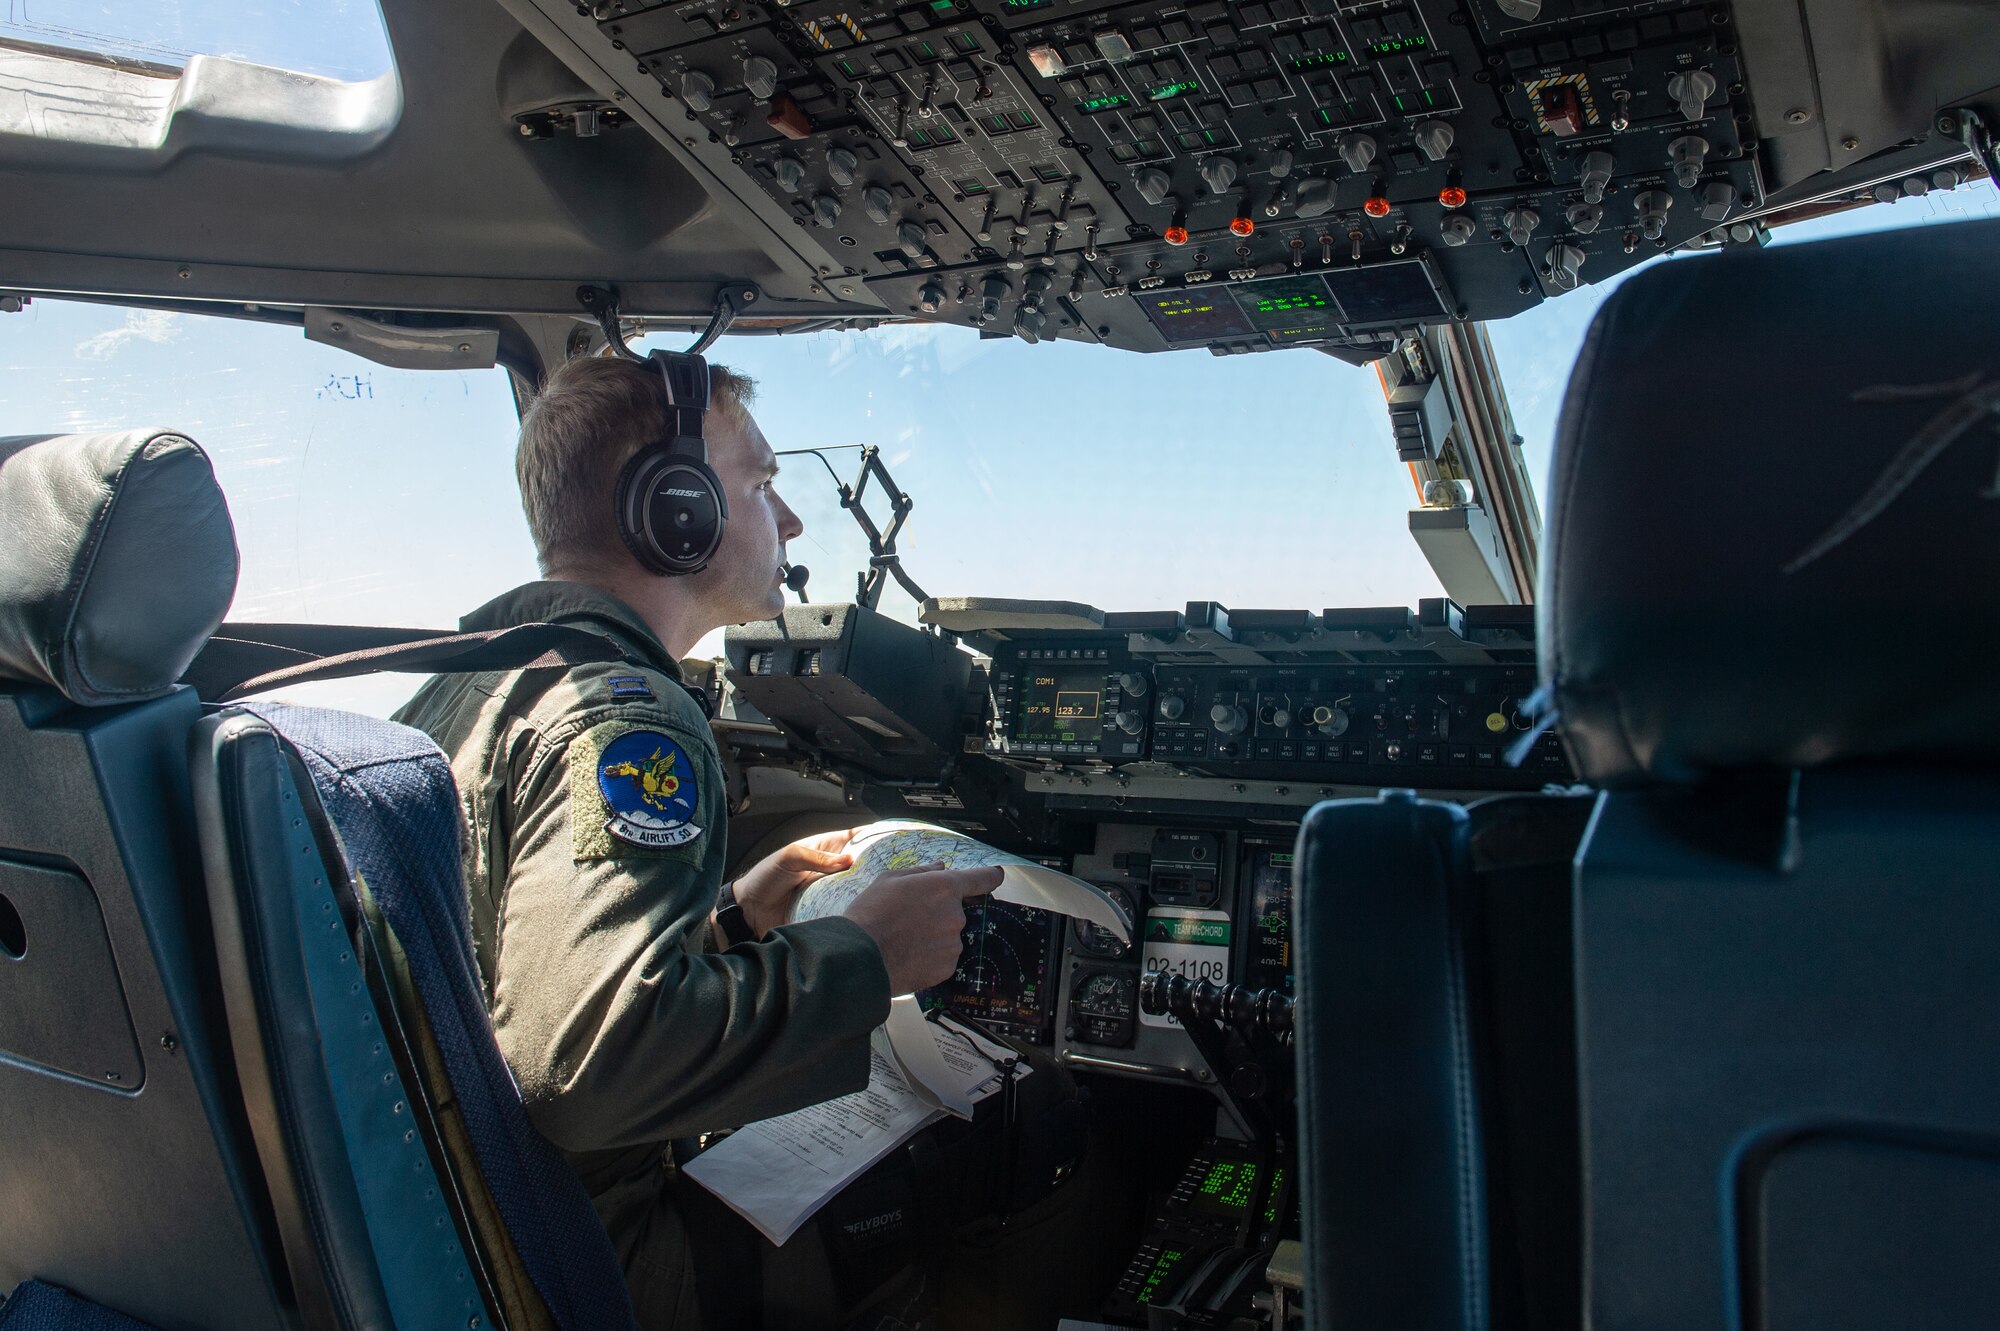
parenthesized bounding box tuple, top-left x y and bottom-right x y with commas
(684, 1017, 1029, 1246)
(793, 819, 1132, 946)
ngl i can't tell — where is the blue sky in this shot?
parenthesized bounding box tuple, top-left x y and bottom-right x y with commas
(0, 5, 1992, 713)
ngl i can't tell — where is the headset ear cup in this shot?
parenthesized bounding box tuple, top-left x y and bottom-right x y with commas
(615, 446, 729, 576)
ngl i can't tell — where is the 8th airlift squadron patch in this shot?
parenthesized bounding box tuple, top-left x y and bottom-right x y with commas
(570, 722, 707, 859)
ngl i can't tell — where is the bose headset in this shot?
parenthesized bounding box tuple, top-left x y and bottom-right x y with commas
(614, 348, 728, 577)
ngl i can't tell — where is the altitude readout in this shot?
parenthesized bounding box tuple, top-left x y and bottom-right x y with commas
(1290, 49, 1349, 70)
(1145, 77, 1202, 100)
(1244, 847, 1293, 995)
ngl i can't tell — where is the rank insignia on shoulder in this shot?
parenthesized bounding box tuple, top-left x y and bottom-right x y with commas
(595, 729, 702, 849)
(608, 675, 654, 700)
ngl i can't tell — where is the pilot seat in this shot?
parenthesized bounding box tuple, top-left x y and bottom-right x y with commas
(0, 428, 636, 1330)
(1292, 216, 2000, 1331)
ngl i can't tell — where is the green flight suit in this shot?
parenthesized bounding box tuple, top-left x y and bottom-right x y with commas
(396, 581, 891, 1327)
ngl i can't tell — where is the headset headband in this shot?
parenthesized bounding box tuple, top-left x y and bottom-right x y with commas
(650, 348, 710, 458)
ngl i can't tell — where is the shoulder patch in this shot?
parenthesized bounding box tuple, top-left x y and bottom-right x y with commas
(608, 675, 654, 700)
(588, 728, 704, 851)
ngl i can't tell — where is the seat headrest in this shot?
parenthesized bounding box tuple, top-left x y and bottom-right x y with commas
(0, 430, 239, 706)
(1540, 219, 2000, 785)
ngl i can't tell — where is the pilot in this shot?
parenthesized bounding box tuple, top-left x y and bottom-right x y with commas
(395, 354, 1001, 1327)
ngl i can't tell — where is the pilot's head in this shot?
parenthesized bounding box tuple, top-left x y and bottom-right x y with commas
(515, 355, 805, 645)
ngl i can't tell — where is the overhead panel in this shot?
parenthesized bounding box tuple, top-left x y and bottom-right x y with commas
(582, 0, 1768, 353)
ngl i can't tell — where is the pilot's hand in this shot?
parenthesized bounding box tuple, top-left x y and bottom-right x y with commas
(730, 828, 856, 938)
(843, 862, 1003, 997)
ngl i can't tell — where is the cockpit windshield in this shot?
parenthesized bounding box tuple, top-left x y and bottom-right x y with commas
(0, 184, 1990, 715)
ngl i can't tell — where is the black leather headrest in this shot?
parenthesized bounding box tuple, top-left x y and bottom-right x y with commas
(0, 430, 239, 706)
(1541, 219, 2000, 785)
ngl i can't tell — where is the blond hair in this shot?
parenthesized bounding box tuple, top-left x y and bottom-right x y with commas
(516, 355, 756, 574)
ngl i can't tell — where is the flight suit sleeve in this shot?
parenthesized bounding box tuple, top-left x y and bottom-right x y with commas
(489, 702, 891, 1153)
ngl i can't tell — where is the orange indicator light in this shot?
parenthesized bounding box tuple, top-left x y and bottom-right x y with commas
(1164, 223, 1190, 245)
(1229, 215, 1256, 237)
(1363, 195, 1391, 218)
(1438, 185, 1468, 209)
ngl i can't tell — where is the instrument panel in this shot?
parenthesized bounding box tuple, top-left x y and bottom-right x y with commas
(725, 596, 1568, 1083)
(582, 0, 1765, 355)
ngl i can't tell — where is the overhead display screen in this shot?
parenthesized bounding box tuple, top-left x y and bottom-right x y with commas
(1136, 290, 1256, 344)
(1239, 276, 1342, 343)
(1322, 258, 1449, 326)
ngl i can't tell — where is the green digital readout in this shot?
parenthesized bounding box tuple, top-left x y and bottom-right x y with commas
(1146, 78, 1202, 100)
(1252, 289, 1331, 315)
(1366, 32, 1430, 56)
(1076, 93, 1132, 113)
(1137, 1249, 1188, 1305)
(1002, 0, 1053, 11)
(1290, 49, 1349, 70)
(1194, 1161, 1287, 1225)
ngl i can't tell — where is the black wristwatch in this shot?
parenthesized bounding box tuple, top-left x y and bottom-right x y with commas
(714, 880, 757, 949)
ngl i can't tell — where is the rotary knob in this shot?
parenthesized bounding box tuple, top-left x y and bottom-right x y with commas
(976, 273, 1010, 326)
(1135, 167, 1173, 207)
(916, 280, 946, 313)
(1337, 133, 1378, 174)
(1579, 150, 1615, 205)
(1199, 156, 1239, 195)
(1267, 148, 1294, 178)
(1116, 671, 1150, 698)
(1546, 241, 1587, 291)
(896, 220, 929, 258)
(1293, 176, 1336, 219)
(1210, 702, 1249, 735)
(1668, 135, 1710, 189)
(772, 155, 807, 194)
(1413, 120, 1455, 162)
(860, 185, 894, 224)
(826, 147, 859, 187)
(1312, 704, 1350, 738)
(678, 69, 716, 112)
(1503, 206, 1540, 248)
(1114, 709, 1145, 736)
(1566, 200, 1604, 233)
(1439, 214, 1477, 246)
(743, 55, 780, 101)
(1633, 188, 1673, 240)
(1159, 695, 1188, 722)
(1666, 69, 1717, 122)
(810, 193, 842, 228)
(1268, 706, 1294, 731)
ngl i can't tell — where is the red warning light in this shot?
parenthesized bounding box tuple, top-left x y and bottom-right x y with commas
(1228, 214, 1256, 237)
(1363, 195, 1392, 218)
(1438, 185, 1468, 209)
(1164, 222, 1190, 245)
